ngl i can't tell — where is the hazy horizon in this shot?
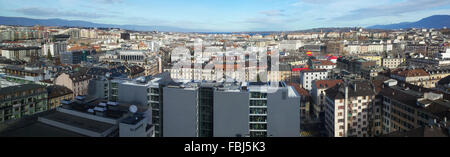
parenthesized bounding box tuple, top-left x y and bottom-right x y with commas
(0, 0, 450, 32)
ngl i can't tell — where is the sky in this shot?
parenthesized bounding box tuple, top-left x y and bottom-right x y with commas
(0, 0, 449, 32)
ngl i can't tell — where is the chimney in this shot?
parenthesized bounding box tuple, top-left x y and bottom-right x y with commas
(343, 83, 349, 137)
(345, 84, 349, 98)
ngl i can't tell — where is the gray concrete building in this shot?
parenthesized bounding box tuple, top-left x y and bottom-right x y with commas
(162, 82, 301, 137)
(89, 72, 301, 137)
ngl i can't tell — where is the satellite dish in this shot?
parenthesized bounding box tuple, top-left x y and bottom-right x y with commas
(129, 105, 138, 113)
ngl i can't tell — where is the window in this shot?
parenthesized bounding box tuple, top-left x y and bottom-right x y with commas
(250, 92, 267, 98)
(250, 100, 267, 106)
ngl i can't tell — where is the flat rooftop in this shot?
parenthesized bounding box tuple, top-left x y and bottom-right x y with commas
(0, 84, 45, 96)
(121, 114, 145, 125)
(40, 111, 115, 133)
(0, 122, 85, 137)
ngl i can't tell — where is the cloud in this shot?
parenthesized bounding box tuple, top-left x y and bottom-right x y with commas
(242, 16, 291, 31)
(15, 7, 114, 19)
(237, 9, 293, 31)
(92, 0, 123, 4)
(315, 17, 326, 21)
(291, 0, 332, 6)
(245, 17, 283, 24)
(260, 9, 286, 16)
(335, 0, 450, 21)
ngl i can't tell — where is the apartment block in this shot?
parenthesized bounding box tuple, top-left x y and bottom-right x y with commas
(0, 84, 48, 123)
(324, 80, 376, 137)
(300, 69, 329, 90)
(162, 82, 300, 137)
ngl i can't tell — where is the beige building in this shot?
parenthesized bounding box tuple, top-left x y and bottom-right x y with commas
(382, 57, 405, 69)
(390, 68, 432, 88)
(425, 67, 450, 88)
(379, 80, 450, 135)
(55, 73, 91, 97)
(47, 85, 73, 109)
(358, 55, 382, 66)
(311, 79, 343, 119)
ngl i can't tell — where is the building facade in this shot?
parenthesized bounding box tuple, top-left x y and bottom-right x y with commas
(55, 73, 91, 97)
(311, 79, 343, 120)
(162, 82, 300, 137)
(47, 85, 73, 110)
(0, 84, 48, 123)
(324, 80, 376, 137)
(300, 69, 329, 90)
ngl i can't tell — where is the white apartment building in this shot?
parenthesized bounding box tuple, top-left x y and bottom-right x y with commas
(310, 60, 337, 70)
(279, 40, 303, 50)
(80, 29, 98, 39)
(299, 69, 329, 90)
(382, 57, 404, 69)
(368, 44, 384, 53)
(43, 41, 67, 57)
(118, 50, 147, 63)
(384, 44, 393, 52)
(345, 45, 361, 54)
(324, 80, 376, 137)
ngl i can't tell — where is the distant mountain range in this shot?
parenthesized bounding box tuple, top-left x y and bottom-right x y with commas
(0, 15, 449, 32)
(0, 16, 206, 32)
(367, 15, 450, 29)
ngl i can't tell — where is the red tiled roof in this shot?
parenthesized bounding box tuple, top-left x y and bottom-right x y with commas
(319, 60, 336, 66)
(392, 68, 429, 77)
(314, 80, 343, 89)
(301, 69, 327, 72)
(313, 60, 336, 66)
(287, 83, 309, 96)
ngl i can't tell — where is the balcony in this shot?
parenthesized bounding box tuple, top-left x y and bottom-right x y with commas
(249, 121, 267, 124)
(249, 124, 267, 130)
(249, 113, 267, 116)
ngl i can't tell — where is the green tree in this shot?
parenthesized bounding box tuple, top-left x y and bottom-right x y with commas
(47, 49, 52, 61)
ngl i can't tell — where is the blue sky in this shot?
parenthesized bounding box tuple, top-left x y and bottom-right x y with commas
(0, 0, 449, 31)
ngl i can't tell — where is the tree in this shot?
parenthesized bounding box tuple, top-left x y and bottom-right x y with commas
(47, 49, 52, 61)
